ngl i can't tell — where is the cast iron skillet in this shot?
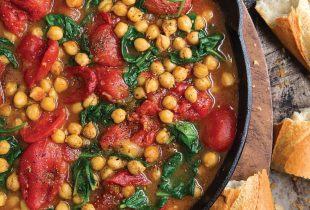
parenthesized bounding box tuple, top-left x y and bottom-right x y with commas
(192, 0, 252, 209)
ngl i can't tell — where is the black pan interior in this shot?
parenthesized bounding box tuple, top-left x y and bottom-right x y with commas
(191, 0, 252, 209)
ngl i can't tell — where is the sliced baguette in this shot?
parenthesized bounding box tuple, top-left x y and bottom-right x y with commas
(272, 109, 310, 179)
(256, 0, 310, 71)
(211, 169, 274, 210)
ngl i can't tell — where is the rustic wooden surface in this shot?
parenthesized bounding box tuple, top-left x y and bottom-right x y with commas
(239, 1, 310, 209)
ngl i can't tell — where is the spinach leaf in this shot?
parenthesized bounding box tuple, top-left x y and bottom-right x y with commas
(162, 152, 183, 178)
(78, 33, 91, 55)
(80, 142, 102, 158)
(169, 31, 225, 64)
(0, 117, 25, 134)
(80, 102, 118, 126)
(0, 38, 14, 47)
(167, 0, 185, 17)
(71, 157, 97, 208)
(168, 121, 201, 154)
(120, 188, 149, 209)
(135, 0, 147, 13)
(0, 136, 23, 189)
(45, 14, 81, 43)
(0, 48, 18, 68)
(85, 0, 100, 10)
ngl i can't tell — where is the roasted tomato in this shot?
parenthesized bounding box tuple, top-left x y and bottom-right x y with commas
(90, 24, 124, 66)
(61, 66, 97, 104)
(144, 0, 192, 15)
(19, 140, 69, 210)
(193, 92, 213, 118)
(17, 34, 46, 61)
(20, 108, 67, 143)
(0, 0, 28, 37)
(92, 185, 123, 210)
(100, 123, 131, 149)
(201, 106, 237, 152)
(105, 170, 151, 187)
(95, 66, 129, 102)
(87, 12, 113, 34)
(11, 0, 53, 21)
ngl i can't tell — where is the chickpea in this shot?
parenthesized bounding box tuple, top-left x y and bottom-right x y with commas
(67, 122, 82, 135)
(0, 140, 10, 155)
(63, 41, 79, 56)
(30, 87, 45, 101)
(71, 102, 83, 114)
(203, 55, 219, 71)
(144, 145, 160, 163)
(150, 166, 161, 181)
(6, 195, 19, 207)
(47, 26, 64, 41)
(173, 37, 186, 50)
(52, 129, 66, 144)
(127, 7, 143, 22)
(73, 195, 83, 205)
(203, 152, 219, 168)
(194, 77, 211, 91)
(134, 20, 148, 33)
(82, 203, 95, 210)
(159, 72, 175, 89)
(51, 61, 63, 75)
(58, 183, 72, 200)
(40, 97, 56, 112)
(91, 156, 106, 171)
(162, 95, 177, 110)
(54, 77, 68, 93)
(195, 15, 205, 30)
(134, 87, 146, 99)
(49, 88, 58, 100)
(111, 108, 126, 124)
(20, 199, 29, 210)
(83, 93, 98, 108)
(40, 78, 52, 92)
(0, 104, 11, 117)
(0, 55, 9, 65)
(118, 140, 143, 158)
(221, 72, 235, 87)
(127, 160, 145, 175)
(156, 128, 170, 144)
(122, 0, 136, 5)
(82, 122, 97, 139)
(100, 167, 115, 180)
(137, 73, 147, 86)
(159, 109, 174, 124)
(55, 201, 70, 210)
(112, 2, 128, 17)
(134, 38, 150, 52)
(66, 134, 83, 149)
(114, 22, 128, 38)
(26, 104, 41, 121)
(162, 19, 177, 37)
(66, 0, 83, 8)
(151, 61, 165, 75)
(180, 47, 192, 59)
(14, 118, 24, 127)
(145, 78, 159, 93)
(187, 31, 199, 45)
(122, 186, 135, 198)
(107, 156, 126, 170)
(98, 0, 113, 12)
(13, 91, 28, 109)
(0, 191, 7, 207)
(163, 58, 176, 72)
(75, 53, 90, 66)
(185, 86, 198, 103)
(4, 82, 17, 96)
(156, 35, 170, 52)
(177, 15, 192, 33)
(3, 30, 17, 43)
(6, 172, 19, 192)
(194, 63, 208, 78)
(173, 66, 188, 82)
(193, 184, 203, 198)
(0, 158, 9, 173)
(146, 24, 160, 40)
(58, 47, 65, 59)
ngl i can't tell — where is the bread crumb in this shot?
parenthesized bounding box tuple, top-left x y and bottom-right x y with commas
(270, 182, 277, 189)
(254, 60, 259, 65)
(277, 68, 286, 77)
(274, 203, 284, 210)
(252, 84, 256, 88)
(257, 106, 262, 111)
(307, 197, 310, 204)
(254, 43, 257, 47)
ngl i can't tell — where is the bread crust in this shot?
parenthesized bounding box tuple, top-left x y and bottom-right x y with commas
(211, 169, 274, 210)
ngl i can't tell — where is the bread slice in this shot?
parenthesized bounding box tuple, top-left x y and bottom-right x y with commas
(256, 0, 310, 71)
(272, 109, 310, 179)
(211, 169, 274, 210)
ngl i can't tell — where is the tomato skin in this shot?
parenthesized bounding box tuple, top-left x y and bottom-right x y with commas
(100, 123, 131, 149)
(201, 106, 237, 152)
(95, 67, 129, 102)
(136, 100, 161, 116)
(0, 0, 28, 37)
(90, 24, 124, 66)
(20, 108, 67, 143)
(62, 66, 97, 104)
(105, 170, 151, 187)
(11, 0, 52, 21)
(144, 0, 192, 15)
(18, 140, 68, 210)
(193, 92, 213, 118)
(17, 34, 46, 61)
